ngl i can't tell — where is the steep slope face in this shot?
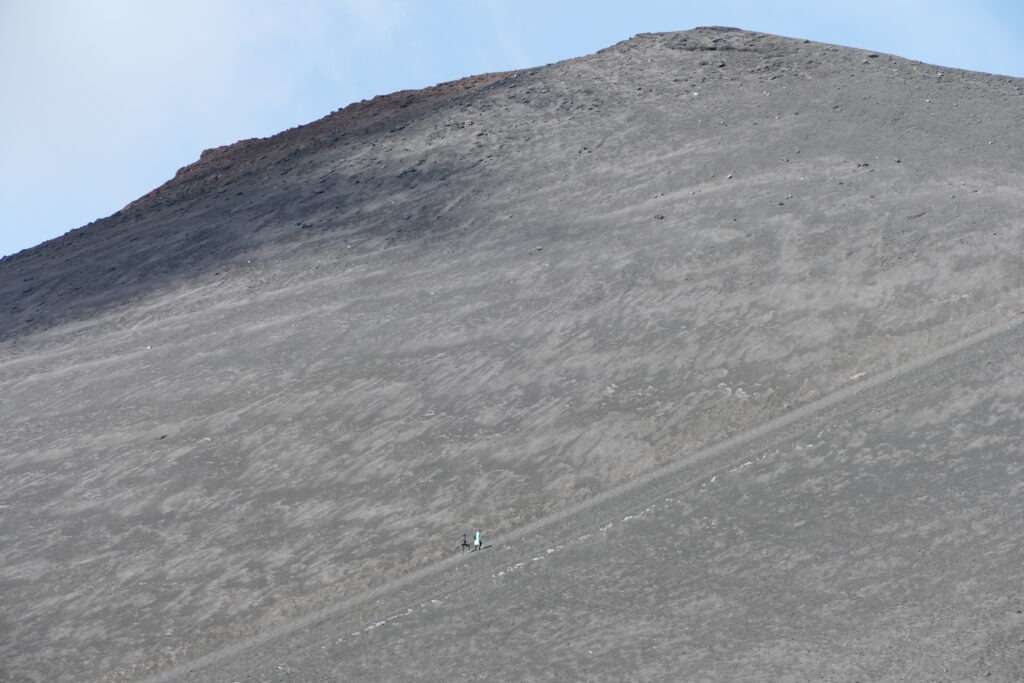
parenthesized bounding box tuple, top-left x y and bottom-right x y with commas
(3, 27, 1024, 682)
(180, 321, 1024, 682)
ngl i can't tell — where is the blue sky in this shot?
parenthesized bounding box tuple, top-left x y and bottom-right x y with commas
(2, 1, 1023, 258)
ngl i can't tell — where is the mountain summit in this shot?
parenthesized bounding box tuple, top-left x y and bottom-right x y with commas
(4, 27, 1024, 681)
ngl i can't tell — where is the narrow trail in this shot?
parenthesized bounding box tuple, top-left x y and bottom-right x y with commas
(142, 311, 1023, 682)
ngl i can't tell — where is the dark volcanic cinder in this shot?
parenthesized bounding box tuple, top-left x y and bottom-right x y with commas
(3, 27, 1024, 682)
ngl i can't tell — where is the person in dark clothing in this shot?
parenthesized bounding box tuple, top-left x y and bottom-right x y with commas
(461, 532, 471, 552)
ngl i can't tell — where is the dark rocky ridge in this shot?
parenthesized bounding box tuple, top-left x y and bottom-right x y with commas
(3, 27, 1024, 681)
(0, 69, 513, 343)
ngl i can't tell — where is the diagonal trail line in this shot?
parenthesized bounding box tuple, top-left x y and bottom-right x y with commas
(142, 312, 1022, 682)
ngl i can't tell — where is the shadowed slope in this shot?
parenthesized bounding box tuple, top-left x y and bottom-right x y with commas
(3, 27, 1024, 682)
(0, 71, 510, 343)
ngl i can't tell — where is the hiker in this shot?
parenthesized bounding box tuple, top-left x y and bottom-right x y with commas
(473, 529, 482, 551)
(461, 532, 471, 552)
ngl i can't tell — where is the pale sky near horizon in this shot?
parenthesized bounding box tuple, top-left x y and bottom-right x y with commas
(2, 1, 1023, 258)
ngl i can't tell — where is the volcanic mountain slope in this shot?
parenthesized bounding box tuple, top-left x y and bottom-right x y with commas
(3, 27, 1024, 682)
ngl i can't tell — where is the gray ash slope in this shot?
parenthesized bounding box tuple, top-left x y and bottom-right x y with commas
(3, 27, 1024, 682)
